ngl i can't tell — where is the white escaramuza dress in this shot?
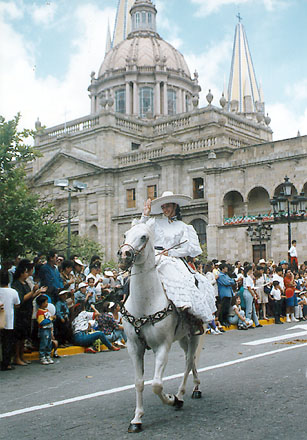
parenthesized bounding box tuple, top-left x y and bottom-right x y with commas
(141, 216, 216, 322)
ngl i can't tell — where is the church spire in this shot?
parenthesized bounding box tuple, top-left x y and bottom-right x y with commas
(227, 17, 264, 117)
(112, 0, 134, 48)
(105, 20, 112, 55)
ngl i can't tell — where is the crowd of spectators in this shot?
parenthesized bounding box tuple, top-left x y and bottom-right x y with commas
(198, 257, 307, 334)
(1, 248, 307, 371)
(0, 250, 129, 370)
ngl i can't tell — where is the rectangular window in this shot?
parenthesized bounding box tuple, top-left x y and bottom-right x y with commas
(131, 142, 140, 150)
(167, 89, 176, 115)
(115, 89, 126, 114)
(126, 188, 136, 209)
(193, 178, 204, 199)
(142, 12, 146, 23)
(147, 185, 157, 200)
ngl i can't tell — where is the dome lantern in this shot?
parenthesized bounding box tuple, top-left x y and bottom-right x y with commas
(130, 0, 157, 36)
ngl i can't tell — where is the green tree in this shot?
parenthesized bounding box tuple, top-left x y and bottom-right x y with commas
(0, 114, 60, 260)
(51, 229, 104, 264)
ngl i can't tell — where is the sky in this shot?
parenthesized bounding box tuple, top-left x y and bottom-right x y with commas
(0, 0, 307, 141)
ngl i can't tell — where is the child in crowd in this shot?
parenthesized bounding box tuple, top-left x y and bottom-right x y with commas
(270, 280, 286, 324)
(55, 290, 71, 347)
(74, 282, 88, 304)
(36, 295, 56, 365)
(227, 295, 253, 330)
(85, 277, 97, 310)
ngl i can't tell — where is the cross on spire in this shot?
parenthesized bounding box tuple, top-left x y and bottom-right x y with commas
(236, 12, 242, 22)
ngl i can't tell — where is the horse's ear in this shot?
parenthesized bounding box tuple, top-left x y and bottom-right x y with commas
(146, 218, 155, 231)
(131, 218, 139, 227)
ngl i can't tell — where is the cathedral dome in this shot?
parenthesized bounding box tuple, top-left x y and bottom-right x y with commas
(89, 0, 200, 118)
(98, 34, 191, 79)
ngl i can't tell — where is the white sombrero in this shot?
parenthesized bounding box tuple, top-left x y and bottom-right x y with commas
(151, 191, 192, 215)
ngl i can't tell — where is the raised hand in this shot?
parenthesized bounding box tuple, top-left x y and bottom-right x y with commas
(143, 198, 152, 216)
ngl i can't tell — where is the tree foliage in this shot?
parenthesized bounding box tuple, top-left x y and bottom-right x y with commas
(0, 114, 60, 261)
(51, 229, 104, 264)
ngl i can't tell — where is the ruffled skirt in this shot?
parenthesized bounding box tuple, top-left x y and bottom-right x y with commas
(156, 254, 217, 322)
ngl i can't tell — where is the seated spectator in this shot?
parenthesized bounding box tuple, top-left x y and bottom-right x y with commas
(55, 290, 72, 346)
(227, 295, 253, 330)
(96, 302, 127, 346)
(0, 269, 20, 371)
(71, 303, 119, 351)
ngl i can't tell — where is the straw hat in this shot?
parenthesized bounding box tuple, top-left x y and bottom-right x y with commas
(151, 191, 192, 215)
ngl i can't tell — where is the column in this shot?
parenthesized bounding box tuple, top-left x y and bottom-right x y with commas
(126, 82, 131, 115)
(90, 95, 96, 114)
(163, 82, 168, 115)
(177, 88, 182, 114)
(133, 82, 139, 116)
(155, 82, 161, 116)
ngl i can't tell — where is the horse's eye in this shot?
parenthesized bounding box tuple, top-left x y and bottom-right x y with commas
(141, 235, 147, 241)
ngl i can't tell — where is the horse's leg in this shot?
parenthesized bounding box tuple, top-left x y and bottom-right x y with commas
(127, 340, 146, 432)
(152, 343, 177, 407)
(177, 336, 202, 401)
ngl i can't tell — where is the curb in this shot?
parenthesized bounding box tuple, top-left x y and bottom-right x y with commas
(24, 317, 287, 360)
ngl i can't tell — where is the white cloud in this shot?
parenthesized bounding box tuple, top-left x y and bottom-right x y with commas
(31, 3, 57, 25)
(156, 0, 183, 49)
(0, 1, 23, 19)
(267, 102, 307, 141)
(185, 37, 233, 106)
(0, 2, 116, 131)
(190, 0, 288, 16)
(285, 78, 307, 101)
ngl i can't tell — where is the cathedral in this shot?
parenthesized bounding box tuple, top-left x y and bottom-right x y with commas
(29, 0, 307, 263)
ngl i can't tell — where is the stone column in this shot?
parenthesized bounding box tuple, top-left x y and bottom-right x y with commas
(125, 82, 131, 115)
(133, 82, 139, 116)
(163, 82, 168, 115)
(90, 95, 96, 114)
(155, 82, 161, 116)
(78, 194, 87, 236)
(177, 88, 182, 114)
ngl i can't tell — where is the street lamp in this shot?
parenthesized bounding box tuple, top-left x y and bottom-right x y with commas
(246, 214, 272, 260)
(54, 179, 87, 259)
(270, 176, 307, 261)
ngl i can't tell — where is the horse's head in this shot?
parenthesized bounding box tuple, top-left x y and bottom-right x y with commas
(118, 220, 154, 270)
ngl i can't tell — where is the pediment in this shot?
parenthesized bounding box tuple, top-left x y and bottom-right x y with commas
(33, 153, 104, 186)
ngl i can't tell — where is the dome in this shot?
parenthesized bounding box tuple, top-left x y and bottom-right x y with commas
(98, 34, 191, 79)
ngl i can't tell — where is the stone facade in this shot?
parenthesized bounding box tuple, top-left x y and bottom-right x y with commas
(28, 0, 307, 263)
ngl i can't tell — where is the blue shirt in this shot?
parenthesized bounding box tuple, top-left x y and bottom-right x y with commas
(55, 300, 70, 320)
(217, 272, 236, 299)
(39, 263, 63, 290)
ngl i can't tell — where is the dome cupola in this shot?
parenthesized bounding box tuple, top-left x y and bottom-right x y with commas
(129, 0, 157, 35)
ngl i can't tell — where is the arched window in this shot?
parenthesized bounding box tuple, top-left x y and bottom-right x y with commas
(185, 94, 190, 112)
(148, 12, 152, 27)
(89, 225, 98, 241)
(135, 12, 140, 28)
(139, 87, 153, 118)
(168, 89, 176, 115)
(247, 187, 271, 216)
(190, 219, 207, 245)
(223, 191, 244, 218)
(115, 89, 126, 114)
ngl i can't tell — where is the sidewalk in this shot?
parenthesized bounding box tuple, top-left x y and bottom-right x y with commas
(24, 317, 286, 361)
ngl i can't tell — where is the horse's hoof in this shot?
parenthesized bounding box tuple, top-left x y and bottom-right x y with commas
(128, 423, 143, 433)
(191, 390, 202, 399)
(173, 396, 184, 410)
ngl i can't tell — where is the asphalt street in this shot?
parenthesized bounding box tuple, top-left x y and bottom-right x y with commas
(1, 322, 307, 440)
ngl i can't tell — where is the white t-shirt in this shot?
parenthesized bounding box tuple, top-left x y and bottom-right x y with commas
(72, 311, 94, 333)
(0, 287, 20, 329)
(289, 246, 297, 257)
(271, 287, 281, 301)
(244, 275, 254, 290)
(273, 274, 284, 290)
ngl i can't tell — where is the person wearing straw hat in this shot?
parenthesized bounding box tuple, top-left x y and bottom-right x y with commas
(139, 191, 216, 334)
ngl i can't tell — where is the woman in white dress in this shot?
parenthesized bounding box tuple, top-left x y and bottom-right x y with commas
(140, 191, 216, 331)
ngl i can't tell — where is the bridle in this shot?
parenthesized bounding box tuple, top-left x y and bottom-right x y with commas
(118, 237, 149, 269)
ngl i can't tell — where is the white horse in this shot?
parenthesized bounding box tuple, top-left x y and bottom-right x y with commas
(118, 220, 204, 433)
